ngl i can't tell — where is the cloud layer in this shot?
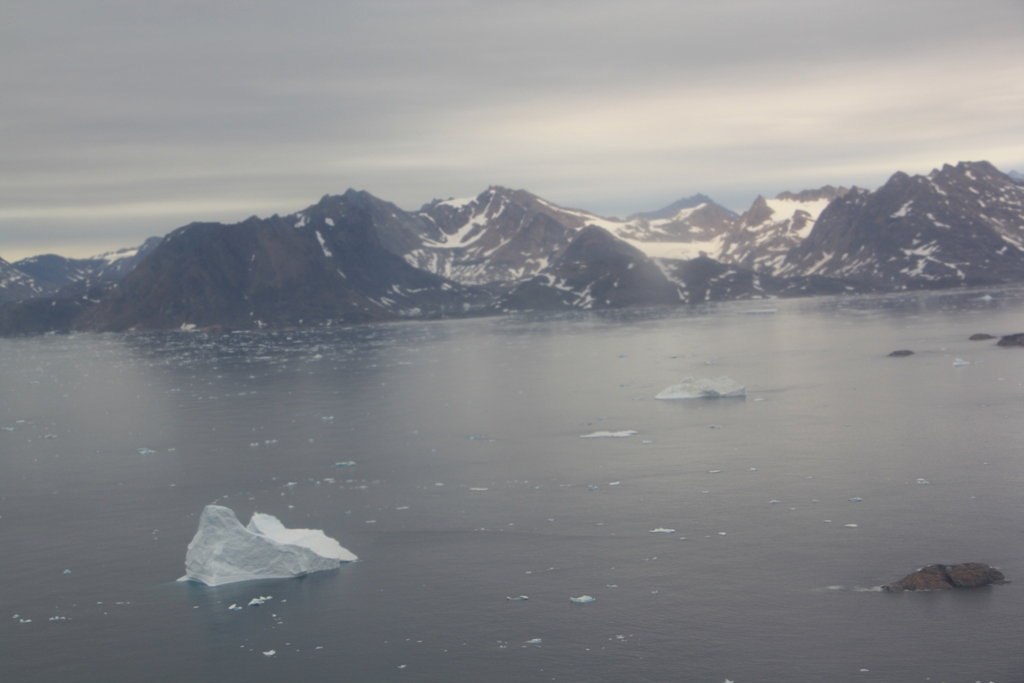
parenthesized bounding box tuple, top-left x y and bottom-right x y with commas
(2, 0, 1023, 259)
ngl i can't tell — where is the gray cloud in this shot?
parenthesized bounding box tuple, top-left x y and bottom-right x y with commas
(2, 0, 1023, 258)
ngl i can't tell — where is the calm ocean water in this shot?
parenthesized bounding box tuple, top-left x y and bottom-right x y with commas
(2, 289, 1023, 683)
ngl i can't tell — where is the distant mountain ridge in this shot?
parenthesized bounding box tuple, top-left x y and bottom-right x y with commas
(2, 160, 1023, 335)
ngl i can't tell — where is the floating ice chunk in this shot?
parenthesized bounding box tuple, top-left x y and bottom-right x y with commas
(469, 487, 489, 491)
(916, 478, 929, 484)
(845, 524, 859, 528)
(849, 497, 863, 502)
(649, 528, 675, 533)
(570, 595, 595, 604)
(655, 377, 745, 400)
(181, 505, 357, 586)
(334, 461, 356, 467)
(137, 447, 156, 455)
(506, 595, 529, 601)
(263, 650, 276, 657)
(248, 596, 271, 606)
(525, 638, 543, 644)
(952, 358, 970, 366)
(769, 500, 781, 504)
(579, 430, 638, 438)
(228, 604, 242, 611)
(63, 569, 71, 574)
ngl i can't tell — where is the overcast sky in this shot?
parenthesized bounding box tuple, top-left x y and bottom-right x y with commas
(2, 0, 1023, 260)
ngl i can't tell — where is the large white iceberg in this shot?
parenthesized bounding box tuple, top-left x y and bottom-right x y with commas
(655, 376, 745, 400)
(180, 505, 357, 586)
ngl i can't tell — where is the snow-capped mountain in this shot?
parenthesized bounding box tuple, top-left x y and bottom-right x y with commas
(0, 257, 45, 303)
(405, 186, 584, 285)
(75, 198, 482, 332)
(778, 161, 1024, 288)
(13, 237, 163, 294)
(381, 187, 744, 285)
(718, 186, 848, 274)
(1008, 170, 1024, 184)
(502, 226, 681, 311)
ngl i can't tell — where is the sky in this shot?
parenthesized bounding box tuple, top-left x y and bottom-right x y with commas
(2, 0, 1023, 261)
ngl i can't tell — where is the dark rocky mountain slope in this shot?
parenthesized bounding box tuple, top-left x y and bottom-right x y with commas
(74, 197, 481, 332)
(777, 161, 1024, 288)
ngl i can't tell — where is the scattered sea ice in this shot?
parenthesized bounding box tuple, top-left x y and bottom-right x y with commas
(263, 650, 276, 657)
(570, 595, 595, 604)
(655, 377, 745, 400)
(649, 528, 675, 534)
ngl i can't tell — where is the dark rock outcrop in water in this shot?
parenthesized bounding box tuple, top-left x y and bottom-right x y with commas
(888, 349, 914, 357)
(882, 563, 1006, 592)
(996, 333, 1024, 347)
(969, 333, 996, 340)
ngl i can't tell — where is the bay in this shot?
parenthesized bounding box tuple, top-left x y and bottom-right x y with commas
(2, 288, 1023, 682)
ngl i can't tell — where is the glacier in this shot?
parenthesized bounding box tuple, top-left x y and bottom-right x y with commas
(655, 376, 745, 399)
(180, 505, 357, 586)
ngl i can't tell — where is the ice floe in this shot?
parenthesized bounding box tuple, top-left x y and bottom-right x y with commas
(649, 528, 675, 534)
(579, 430, 638, 438)
(570, 595, 595, 604)
(180, 505, 357, 586)
(655, 377, 745, 399)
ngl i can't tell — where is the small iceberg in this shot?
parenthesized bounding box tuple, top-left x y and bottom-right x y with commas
(180, 505, 357, 587)
(649, 528, 676, 534)
(570, 595, 595, 604)
(579, 430, 638, 438)
(655, 377, 745, 400)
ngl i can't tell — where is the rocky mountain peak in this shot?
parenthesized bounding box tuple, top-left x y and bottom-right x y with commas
(775, 185, 849, 203)
(777, 161, 1024, 287)
(627, 193, 724, 222)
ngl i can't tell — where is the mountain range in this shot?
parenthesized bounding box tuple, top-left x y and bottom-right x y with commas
(2, 160, 1023, 335)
